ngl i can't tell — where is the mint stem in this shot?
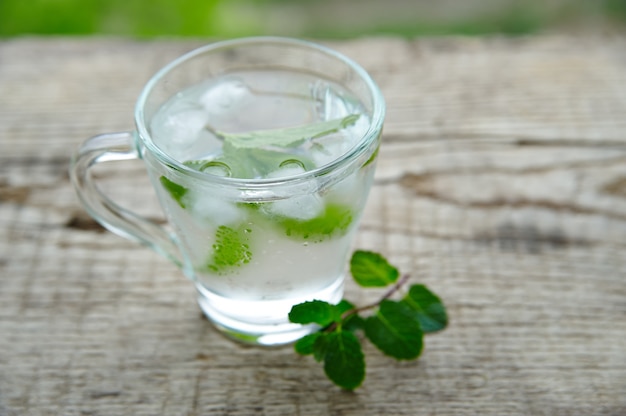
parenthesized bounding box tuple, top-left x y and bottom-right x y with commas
(326, 273, 411, 333)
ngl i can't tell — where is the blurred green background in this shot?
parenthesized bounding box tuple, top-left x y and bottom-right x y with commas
(1, 0, 625, 38)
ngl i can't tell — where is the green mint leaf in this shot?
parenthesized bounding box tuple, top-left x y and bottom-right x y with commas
(362, 143, 380, 168)
(222, 329, 260, 344)
(280, 203, 353, 242)
(214, 114, 361, 149)
(336, 299, 363, 332)
(294, 332, 323, 356)
(323, 331, 365, 390)
(401, 284, 448, 333)
(342, 313, 365, 333)
(193, 114, 359, 179)
(224, 141, 315, 178)
(206, 225, 252, 274)
(288, 300, 340, 327)
(159, 176, 188, 209)
(186, 142, 315, 179)
(364, 299, 423, 360)
(350, 250, 400, 287)
(336, 299, 356, 315)
(312, 333, 329, 362)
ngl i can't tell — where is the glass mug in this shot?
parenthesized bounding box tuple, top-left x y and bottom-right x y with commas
(70, 37, 385, 345)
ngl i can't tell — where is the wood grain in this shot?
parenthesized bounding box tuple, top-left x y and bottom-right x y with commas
(1, 36, 625, 415)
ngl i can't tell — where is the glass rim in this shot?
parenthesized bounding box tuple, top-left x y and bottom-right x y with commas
(134, 36, 386, 187)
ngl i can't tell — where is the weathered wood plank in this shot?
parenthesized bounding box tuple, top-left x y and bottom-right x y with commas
(1, 36, 625, 415)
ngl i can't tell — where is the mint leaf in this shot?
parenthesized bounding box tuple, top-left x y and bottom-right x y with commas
(335, 299, 364, 332)
(225, 141, 315, 178)
(342, 313, 365, 332)
(280, 203, 353, 242)
(194, 114, 360, 179)
(186, 142, 316, 179)
(294, 332, 323, 356)
(312, 333, 329, 362)
(288, 300, 339, 327)
(336, 299, 356, 315)
(350, 250, 399, 287)
(362, 144, 380, 168)
(206, 225, 252, 274)
(364, 300, 423, 360)
(214, 114, 360, 149)
(159, 176, 188, 209)
(323, 331, 365, 390)
(401, 284, 448, 333)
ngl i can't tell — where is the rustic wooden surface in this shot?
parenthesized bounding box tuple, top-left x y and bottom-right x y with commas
(1, 36, 625, 415)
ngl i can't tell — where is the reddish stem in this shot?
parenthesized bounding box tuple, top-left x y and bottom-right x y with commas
(325, 273, 410, 332)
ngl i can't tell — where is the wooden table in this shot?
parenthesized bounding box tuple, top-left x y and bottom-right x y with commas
(1, 36, 625, 415)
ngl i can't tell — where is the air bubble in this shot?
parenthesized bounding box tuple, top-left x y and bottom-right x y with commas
(199, 161, 232, 177)
(279, 159, 306, 170)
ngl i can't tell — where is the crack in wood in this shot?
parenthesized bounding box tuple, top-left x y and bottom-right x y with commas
(0, 184, 31, 204)
(380, 132, 626, 149)
(88, 390, 121, 399)
(473, 223, 588, 254)
(602, 176, 626, 197)
(397, 173, 626, 222)
(65, 212, 105, 232)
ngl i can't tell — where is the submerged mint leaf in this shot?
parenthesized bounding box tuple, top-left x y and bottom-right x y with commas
(288, 300, 339, 327)
(323, 331, 365, 390)
(362, 143, 380, 168)
(279, 203, 353, 242)
(206, 225, 252, 274)
(364, 300, 423, 360)
(193, 114, 360, 179)
(213, 114, 360, 149)
(186, 142, 315, 179)
(159, 176, 188, 209)
(223, 140, 315, 178)
(401, 284, 448, 333)
(350, 250, 399, 287)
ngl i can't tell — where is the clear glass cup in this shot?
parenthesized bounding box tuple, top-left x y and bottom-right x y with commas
(70, 37, 385, 345)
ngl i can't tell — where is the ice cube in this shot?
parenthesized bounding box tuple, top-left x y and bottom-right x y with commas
(199, 77, 252, 115)
(263, 162, 322, 220)
(311, 81, 352, 120)
(151, 108, 208, 156)
(310, 133, 352, 167)
(190, 192, 243, 226)
(268, 194, 324, 221)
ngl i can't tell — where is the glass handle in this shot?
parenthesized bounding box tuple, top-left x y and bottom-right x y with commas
(69, 132, 184, 267)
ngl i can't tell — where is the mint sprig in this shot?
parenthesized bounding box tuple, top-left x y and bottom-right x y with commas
(289, 250, 448, 390)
